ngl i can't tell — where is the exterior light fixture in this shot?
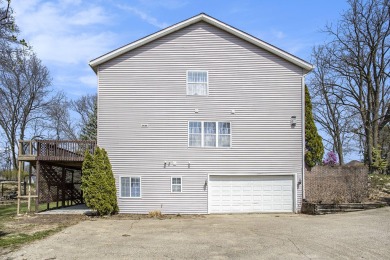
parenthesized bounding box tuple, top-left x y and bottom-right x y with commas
(291, 116, 297, 127)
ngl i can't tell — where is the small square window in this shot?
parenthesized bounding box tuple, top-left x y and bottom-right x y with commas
(171, 177, 182, 193)
(121, 176, 141, 198)
(187, 71, 208, 96)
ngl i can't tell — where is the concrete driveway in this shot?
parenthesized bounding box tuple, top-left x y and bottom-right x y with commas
(5, 207, 390, 259)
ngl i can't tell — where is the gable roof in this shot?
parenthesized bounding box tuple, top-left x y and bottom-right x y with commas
(89, 13, 313, 73)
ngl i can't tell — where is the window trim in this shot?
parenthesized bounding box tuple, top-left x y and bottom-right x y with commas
(171, 176, 183, 193)
(186, 70, 209, 96)
(187, 121, 232, 148)
(119, 176, 142, 199)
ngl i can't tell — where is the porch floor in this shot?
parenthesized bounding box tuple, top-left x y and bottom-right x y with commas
(38, 204, 94, 215)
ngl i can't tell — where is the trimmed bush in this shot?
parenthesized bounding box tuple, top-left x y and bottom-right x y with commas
(81, 147, 118, 215)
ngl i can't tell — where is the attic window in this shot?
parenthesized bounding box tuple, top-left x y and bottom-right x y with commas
(187, 71, 208, 96)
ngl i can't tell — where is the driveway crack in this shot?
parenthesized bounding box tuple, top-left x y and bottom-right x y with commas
(129, 219, 140, 232)
(288, 238, 311, 259)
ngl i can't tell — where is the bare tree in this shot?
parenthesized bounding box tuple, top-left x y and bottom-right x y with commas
(311, 0, 390, 168)
(0, 1, 27, 64)
(310, 46, 357, 165)
(71, 94, 97, 137)
(45, 92, 78, 140)
(0, 50, 51, 169)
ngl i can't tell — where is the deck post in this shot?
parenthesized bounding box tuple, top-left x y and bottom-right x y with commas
(27, 163, 32, 212)
(62, 167, 66, 207)
(17, 160, 22, 215)
(35, 160, 40, 212)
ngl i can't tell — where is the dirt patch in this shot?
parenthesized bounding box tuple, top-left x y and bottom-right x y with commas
(0, 214, 87, 255)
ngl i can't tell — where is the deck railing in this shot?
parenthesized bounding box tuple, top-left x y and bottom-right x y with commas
(19, 140, 97, 161)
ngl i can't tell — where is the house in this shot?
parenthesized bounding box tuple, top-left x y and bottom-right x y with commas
(89, 13, 313, 214)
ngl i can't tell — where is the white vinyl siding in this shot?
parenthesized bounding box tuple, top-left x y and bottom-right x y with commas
(187, 71, 208, 95)
(171, 177, 182, 192)
(120, 177, 141, 198)
(98, 22, 304, 214)
(188, 121, 231, 148)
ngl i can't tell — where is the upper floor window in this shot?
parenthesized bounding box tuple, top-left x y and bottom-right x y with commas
(187, 71, 208, 96)
(188, 121, 231, 148)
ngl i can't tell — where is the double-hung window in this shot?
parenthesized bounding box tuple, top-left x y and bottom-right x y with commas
(218, 122, 231, 147)
(189, 121, 202, 147)
(187, 71, 208, 96)
(120, 177, 141, 198)
(204, 122, 216, 147)
(171, 177, 182, 192)
(188, 121, 231, 148)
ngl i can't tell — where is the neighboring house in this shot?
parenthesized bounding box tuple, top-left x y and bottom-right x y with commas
(89, 13, 313, 214)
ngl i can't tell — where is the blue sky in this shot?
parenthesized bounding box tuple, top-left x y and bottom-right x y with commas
(12, 0, 349, 99)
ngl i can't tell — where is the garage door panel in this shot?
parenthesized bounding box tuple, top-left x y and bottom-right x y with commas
(209, 175, 293, 213)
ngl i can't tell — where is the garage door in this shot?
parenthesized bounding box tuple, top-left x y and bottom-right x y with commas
(209, 175, 293, 213)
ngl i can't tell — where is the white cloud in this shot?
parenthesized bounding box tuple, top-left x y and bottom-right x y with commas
(272, 30, 286, 40)
(117, 4, 169, 29)
(12, 1, 116, 65)
(79, 75, 97, 88)
(137, 0, 188, 9)
(29, 32, 115, 64)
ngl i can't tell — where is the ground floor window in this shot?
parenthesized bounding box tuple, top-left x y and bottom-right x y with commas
(171, 177, 182, 192)
(120, 176, 141, 198)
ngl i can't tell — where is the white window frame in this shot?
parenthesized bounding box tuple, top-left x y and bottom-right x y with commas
(119, 176, 142, 198)
(171, 177, 182, 193)
(186, 70, 209, 96)
(203, 122, 217, 147)
(188, 121, 231, 148)
(218, 122, 232, 148)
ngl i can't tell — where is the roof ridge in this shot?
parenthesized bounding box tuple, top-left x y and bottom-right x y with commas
(89, 13, 313, 73)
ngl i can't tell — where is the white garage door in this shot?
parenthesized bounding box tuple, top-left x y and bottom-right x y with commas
(209, 175, 294, 213)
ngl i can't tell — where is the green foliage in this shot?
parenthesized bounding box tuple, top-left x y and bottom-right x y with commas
(372, 147, 388, 174)
(305, 85, 324, 167)
(369, 174, 390, 190)
(81, 150, 94, 201)
(0, 169, 28, 180)
(80, 101, 97, 140)
(81, 147, 118, 215)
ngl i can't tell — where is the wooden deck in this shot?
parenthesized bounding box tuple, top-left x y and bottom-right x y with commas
(19, 140, 96, 164)
(17, 140, 97, 214)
